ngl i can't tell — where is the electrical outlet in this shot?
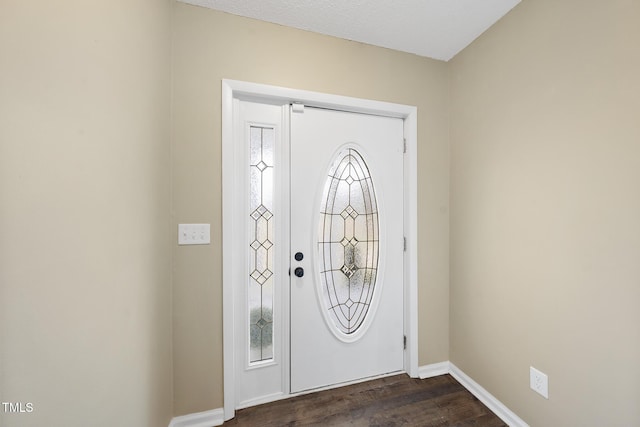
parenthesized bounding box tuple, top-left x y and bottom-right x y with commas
(530, 366, 549, 399)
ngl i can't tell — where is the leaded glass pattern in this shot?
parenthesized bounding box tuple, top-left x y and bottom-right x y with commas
(318, 148, 379, 335)
(249, 126, 274, 363)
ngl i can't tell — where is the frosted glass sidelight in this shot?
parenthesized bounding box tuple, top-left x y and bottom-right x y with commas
(318, 148, 379, 335)
(248, 126, 274, 363)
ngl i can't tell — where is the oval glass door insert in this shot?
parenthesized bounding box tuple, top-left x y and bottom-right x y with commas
(318, 147, 379, 336)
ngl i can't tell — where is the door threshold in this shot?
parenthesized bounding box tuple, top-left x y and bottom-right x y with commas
(291, 370, 406, 397)
(237, 370, 406, 411)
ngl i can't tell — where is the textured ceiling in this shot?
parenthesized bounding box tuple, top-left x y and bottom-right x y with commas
(179, 0, 521, 61)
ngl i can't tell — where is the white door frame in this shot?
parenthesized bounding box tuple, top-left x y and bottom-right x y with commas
(222, 79, 418, 421)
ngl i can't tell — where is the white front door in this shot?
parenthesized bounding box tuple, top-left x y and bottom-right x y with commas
(231, 94, 409, 411)
(290, 107, 405, 393)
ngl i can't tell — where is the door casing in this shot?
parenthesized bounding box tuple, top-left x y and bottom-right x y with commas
(222, 79, 418, 421)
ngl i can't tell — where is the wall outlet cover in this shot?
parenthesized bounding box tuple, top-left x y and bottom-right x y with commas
(530, 366, 549, 399)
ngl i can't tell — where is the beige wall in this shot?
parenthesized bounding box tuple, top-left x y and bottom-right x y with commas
(0, 1, 173, 426)
(9, 1, 633, 424)
(171, 3, 450, 415)
(450, 0, 640, 426)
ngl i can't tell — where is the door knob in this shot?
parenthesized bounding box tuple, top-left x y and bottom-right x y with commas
(294, 252, 304, 261)
(294, 267, 304, 278)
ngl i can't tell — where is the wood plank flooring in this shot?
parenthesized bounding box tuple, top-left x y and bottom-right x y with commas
(225, 374, 507, 426)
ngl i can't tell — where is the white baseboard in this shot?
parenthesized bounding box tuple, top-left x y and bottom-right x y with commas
(168, 408, 224, 427)
(448, 363, 529, 427)
(418, 361, 450, 379)
(172, 365, 527, 427)
(418, 362, 529, 427)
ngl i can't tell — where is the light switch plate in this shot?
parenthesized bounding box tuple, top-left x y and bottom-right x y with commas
(178, 224, 211, 245)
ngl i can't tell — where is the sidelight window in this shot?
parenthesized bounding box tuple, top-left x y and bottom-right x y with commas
(248, 126, 275, 363)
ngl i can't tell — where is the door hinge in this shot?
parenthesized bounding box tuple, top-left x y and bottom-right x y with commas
(403, 335, 407, 350)
(291, 103, 305, 113)
(403, 237, 407, 252)
(403, 138, 407, 154)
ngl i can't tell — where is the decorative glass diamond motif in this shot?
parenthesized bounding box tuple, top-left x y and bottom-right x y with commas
(341, 264, 356, 279)
(340, 237, 358, 247)
(250, 269, 272, 285)
(340, 205, 358, 219)
(251, 204, 273, 221)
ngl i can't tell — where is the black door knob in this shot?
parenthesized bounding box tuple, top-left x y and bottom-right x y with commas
(294, 267, 304, 278)
(294, 252, 304, 261)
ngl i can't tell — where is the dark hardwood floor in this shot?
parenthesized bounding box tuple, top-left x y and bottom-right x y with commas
(225, 374, 507, 426)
